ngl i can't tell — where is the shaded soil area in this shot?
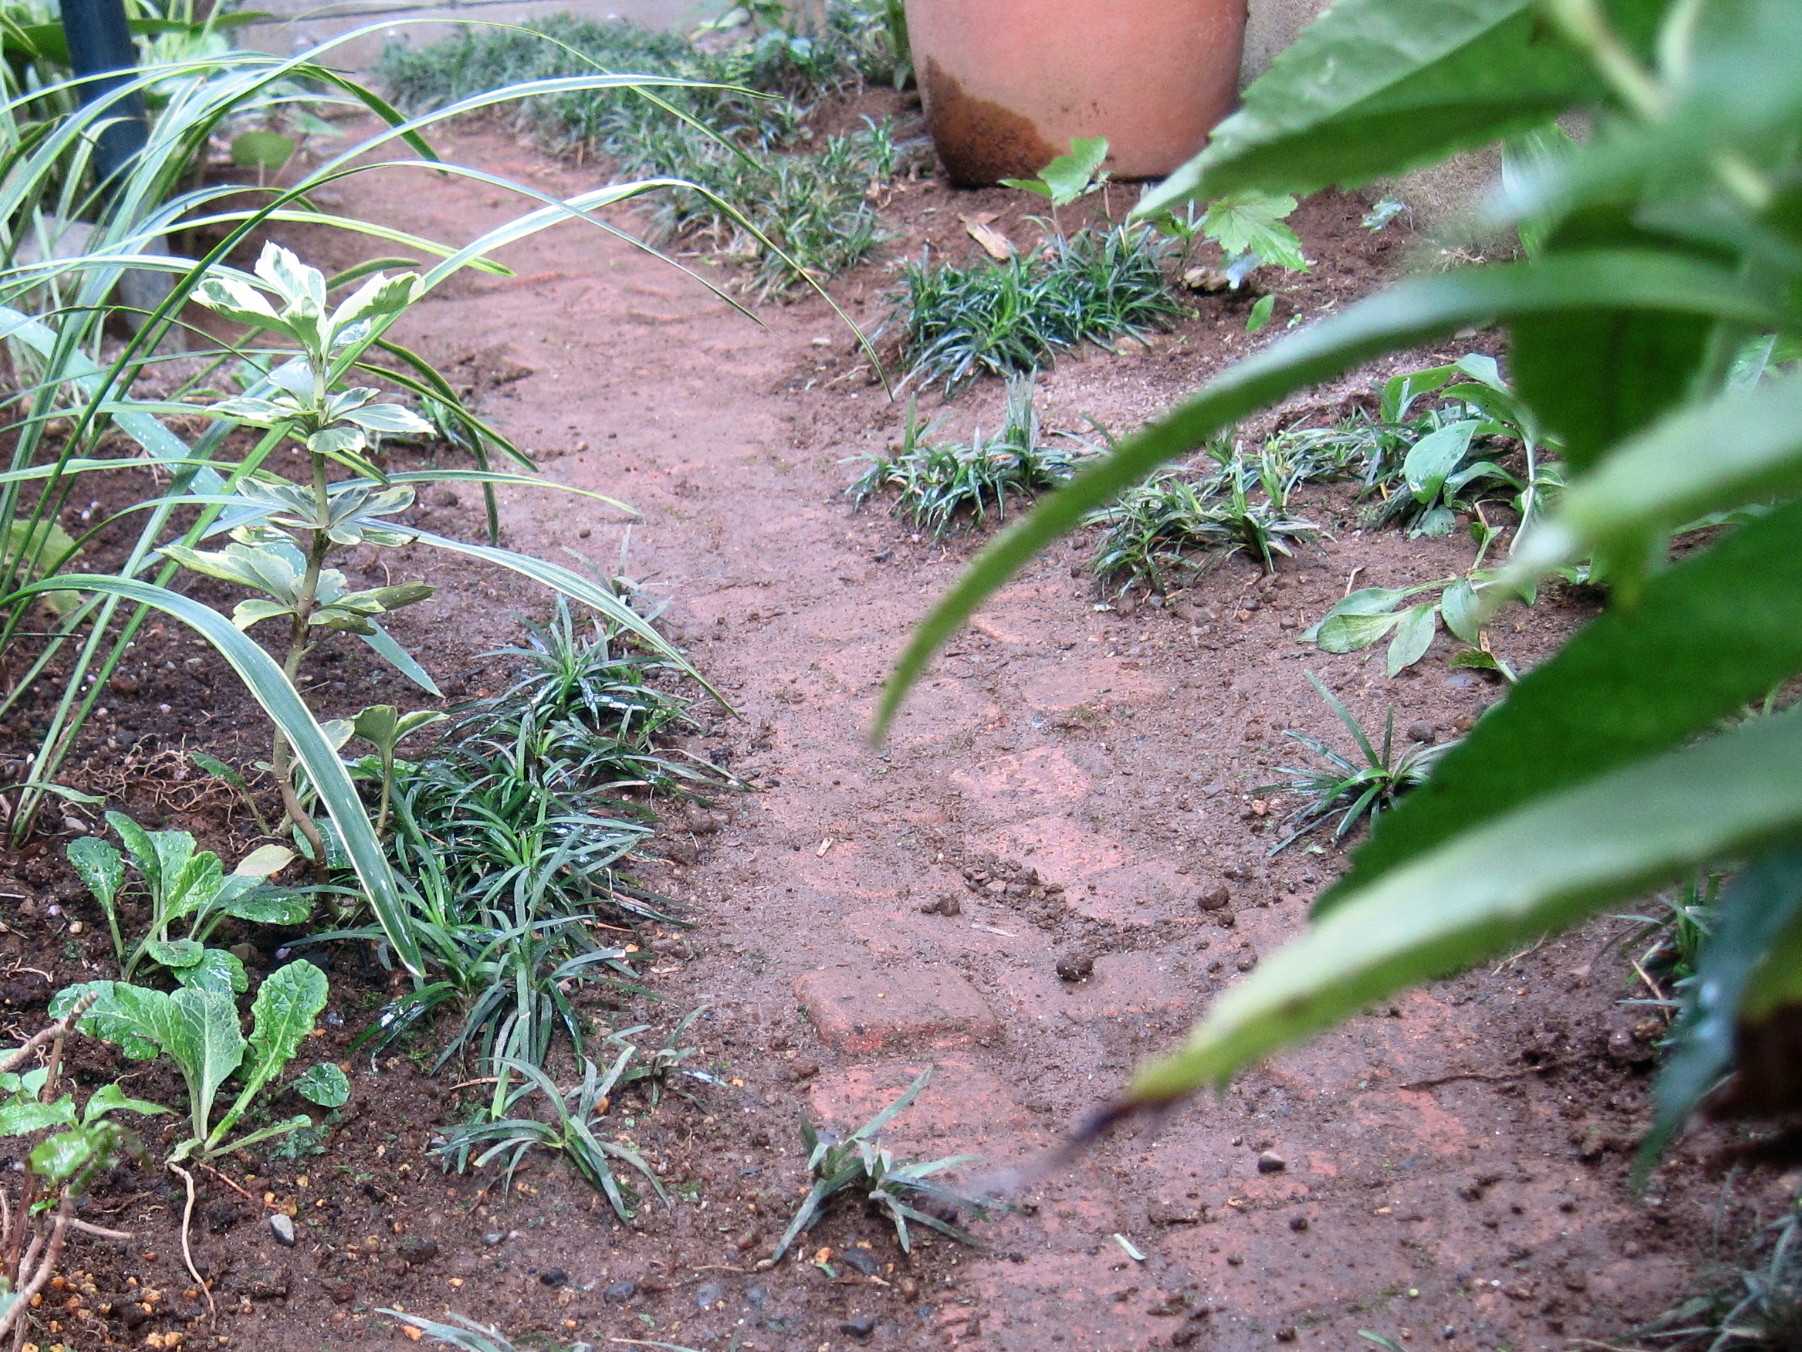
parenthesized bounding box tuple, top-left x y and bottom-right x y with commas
(1, 86, 1792, 1352)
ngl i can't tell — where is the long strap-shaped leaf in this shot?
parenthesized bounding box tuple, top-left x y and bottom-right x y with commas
(1127, 702, 1802, 1104)
(0, 576, 425, 981)
(873, 251, 1787, 737)
(404, 527, 727, 709)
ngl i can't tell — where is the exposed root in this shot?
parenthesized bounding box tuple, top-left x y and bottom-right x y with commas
(168, 1162, 215, 1320)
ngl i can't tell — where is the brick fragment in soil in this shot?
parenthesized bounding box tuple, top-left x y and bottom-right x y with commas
(795, 963, 1001, 1053)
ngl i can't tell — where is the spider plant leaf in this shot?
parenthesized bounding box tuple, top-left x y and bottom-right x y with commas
(877, 251, 1781, 739)
(852, 1066, 934, 1142)
(772, 1179, 838, 1261)
(1, 577, 423, 981)
(1126, 702, 1802, 1107)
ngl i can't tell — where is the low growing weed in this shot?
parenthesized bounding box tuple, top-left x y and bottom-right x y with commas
(1261, 675, 1451, 856)
(433, 1052, 666, 1222)
(773, 1067, 988, 1261)
(893, 224, 1184, 395)
(850, 380, 1085, 536)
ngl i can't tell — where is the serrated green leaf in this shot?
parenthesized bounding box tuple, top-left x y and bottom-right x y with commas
(1203, 191, 1305, 272)
(1129, 703, 1802, 1104)
(293, 1063, 350, 1109)
(245, 962, 328, 1087)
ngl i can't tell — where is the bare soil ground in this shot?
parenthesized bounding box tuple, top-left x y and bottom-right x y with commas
(2, 86, 1793, 1352)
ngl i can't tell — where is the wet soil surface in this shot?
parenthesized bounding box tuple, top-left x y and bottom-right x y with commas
(1, 88, 1792, 1351)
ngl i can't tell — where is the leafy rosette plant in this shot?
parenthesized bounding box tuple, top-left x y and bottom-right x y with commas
(53, 958, 346, 1163)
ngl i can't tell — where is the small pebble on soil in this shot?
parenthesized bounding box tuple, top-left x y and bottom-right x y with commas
(1258, 1151, 1287, 1174)
(268, 1214, 295, 1247)
(1056, 951, 1096, 982)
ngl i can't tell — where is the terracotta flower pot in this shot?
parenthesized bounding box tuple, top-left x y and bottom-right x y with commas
(903, 0, 1247, 187)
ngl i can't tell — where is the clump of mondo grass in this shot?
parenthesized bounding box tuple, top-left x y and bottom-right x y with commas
(1085, 436, 1330, 593)
(848, 379, 1089, 537)
(891, 223, 1185, 395)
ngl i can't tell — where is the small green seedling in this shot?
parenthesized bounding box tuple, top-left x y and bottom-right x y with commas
(66, 810, 308, 994)
(1261, 674, 1451, 855)
(1001, 135, 1110, 222)
(340, 704, 445, 838)
(772, 1066, 987, 1261)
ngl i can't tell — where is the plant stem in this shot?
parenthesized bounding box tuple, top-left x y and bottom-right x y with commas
(272, 450, 331, 873)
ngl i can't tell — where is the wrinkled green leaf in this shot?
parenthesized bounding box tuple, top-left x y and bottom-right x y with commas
(66, 837, 124, 913)
(172, 949, 250, 997)
(0, 1096, 77, 1137)
(293, 1062, 350, 1109)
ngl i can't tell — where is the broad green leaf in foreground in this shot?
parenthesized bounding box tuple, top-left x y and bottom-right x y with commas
(1134, 0, 1650, 215)
(1508, 373, 1802, 577)
(873, 251, 1784, 738)
(1321, 497, 1802, 913)
(1126, 703, 1802, 1104)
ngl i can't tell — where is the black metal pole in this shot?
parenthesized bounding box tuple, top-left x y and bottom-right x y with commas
(62, 0, 150, 192)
